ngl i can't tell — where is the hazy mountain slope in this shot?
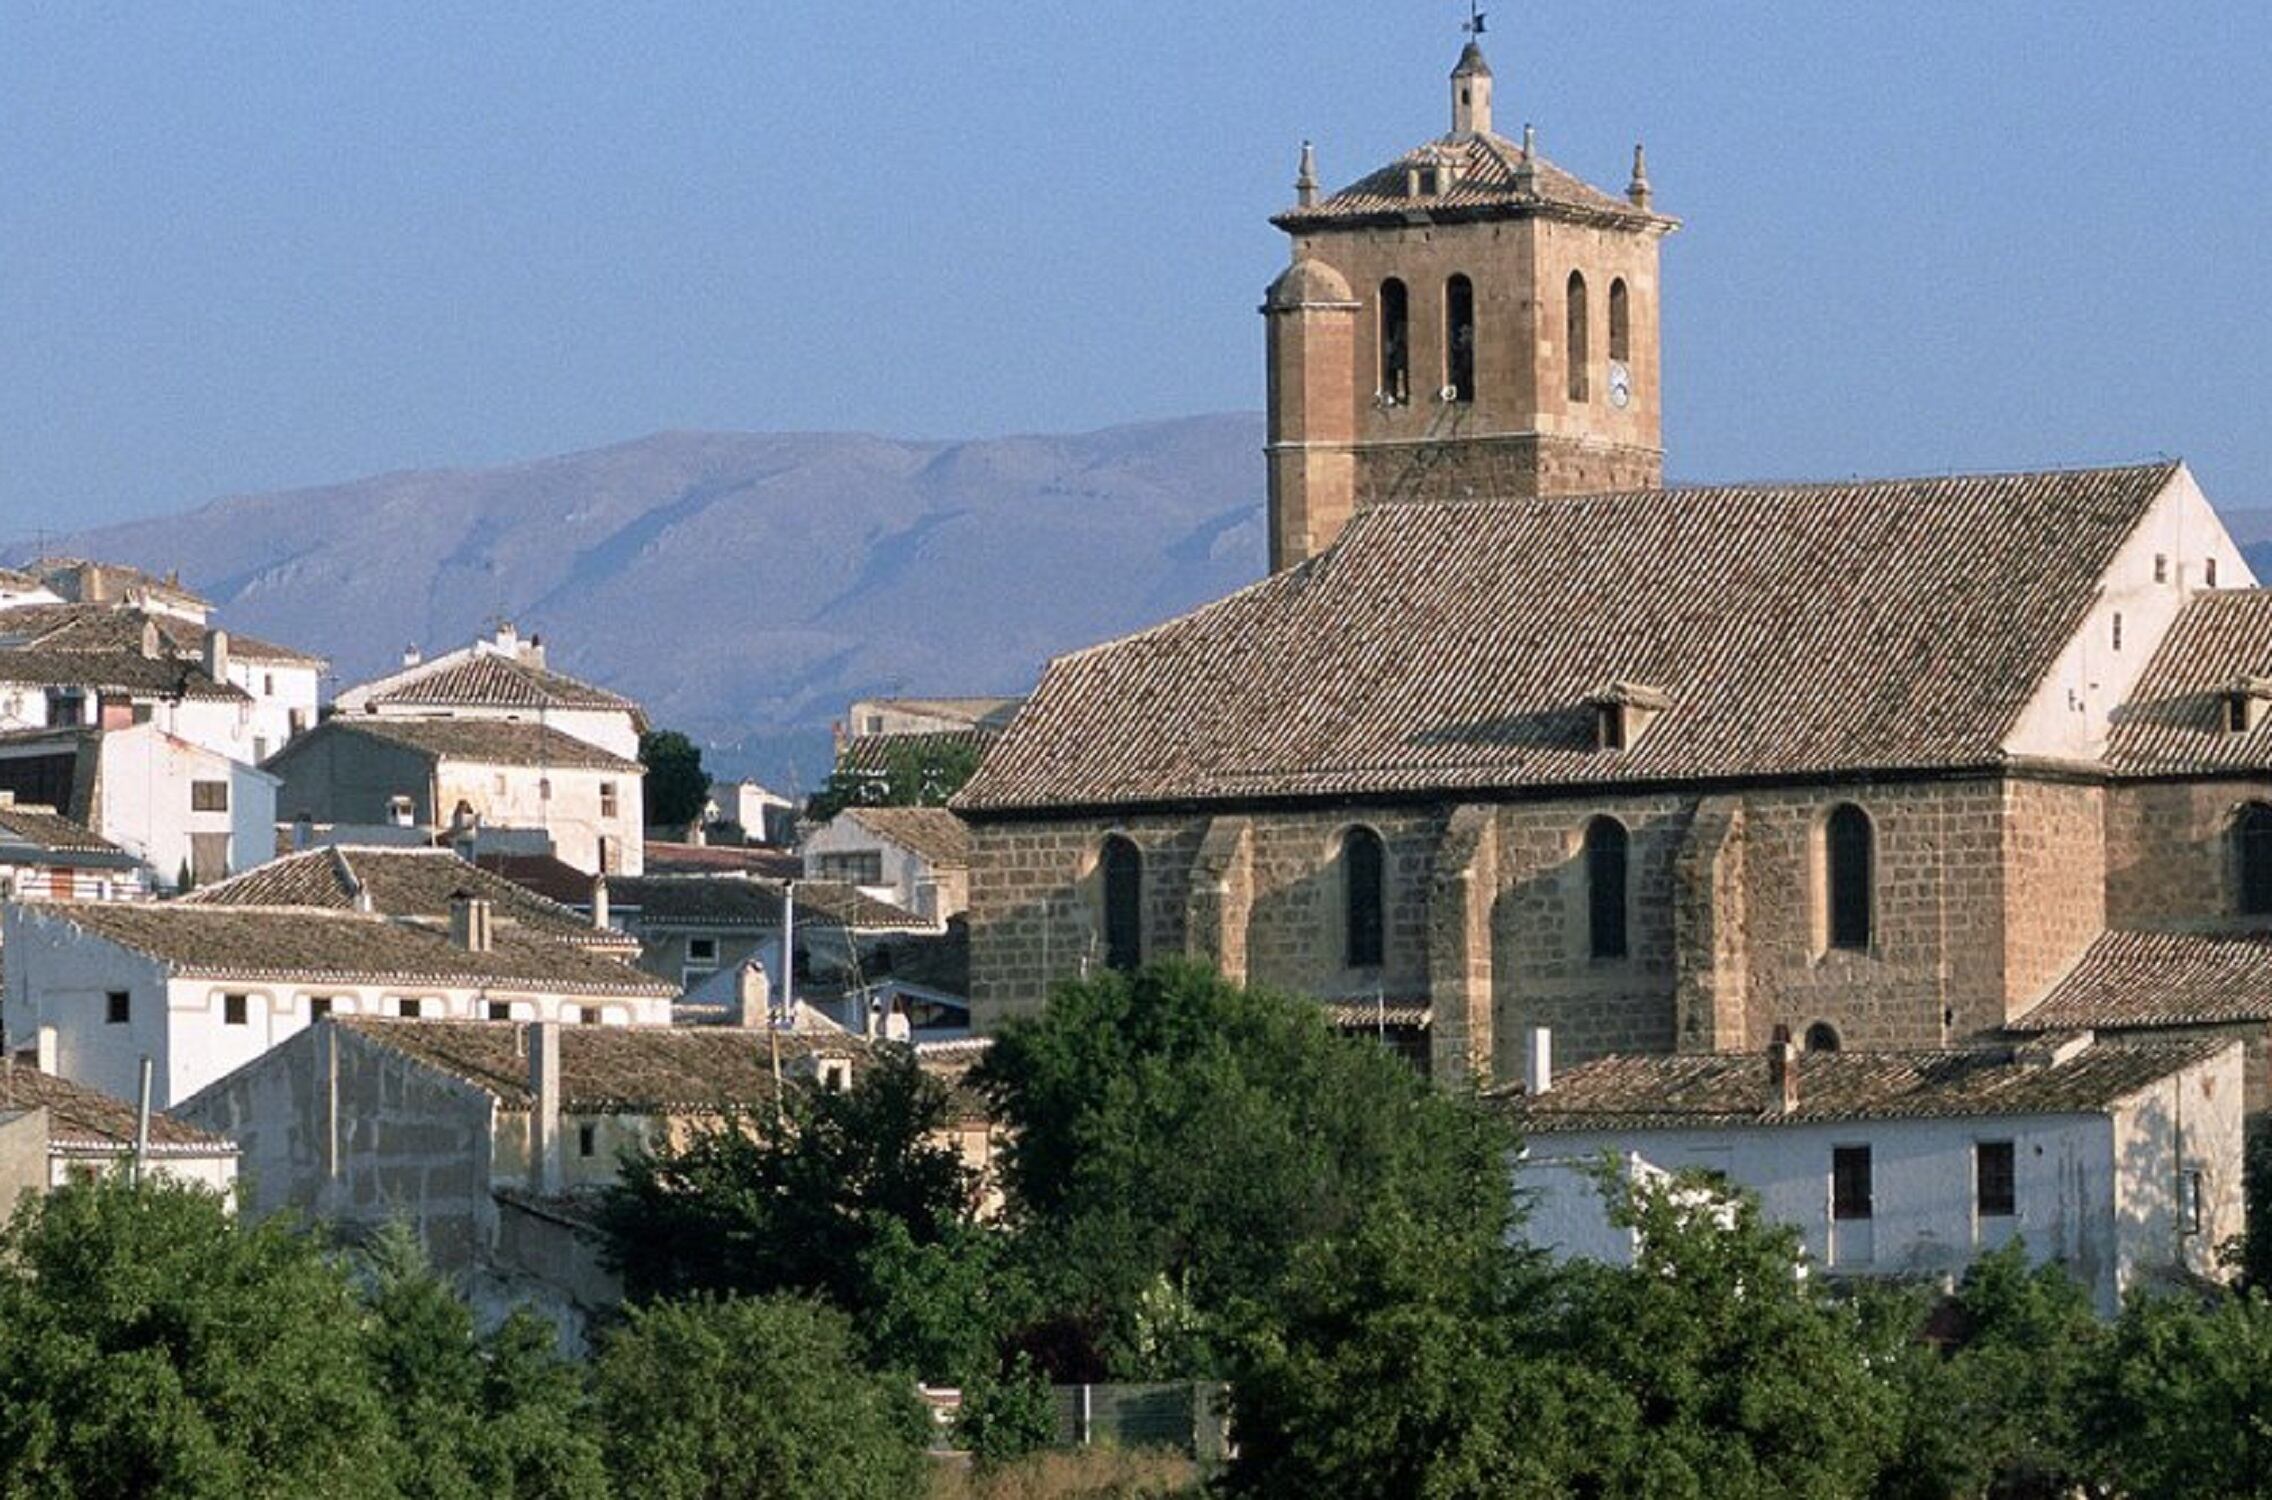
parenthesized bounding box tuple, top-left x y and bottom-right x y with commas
(33, 415, 1268, 788)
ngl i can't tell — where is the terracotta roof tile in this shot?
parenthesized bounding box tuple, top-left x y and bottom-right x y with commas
(34, 902, 674, 996)
(1501, 1038, 2230, 1132)
(606, 875, 930, 932)
(183, 846, 619, 949)
(2109, 591, 2272, 773)
(1273, 130, 1663, 232)
(366, 654, 639, 715)
(2013, 928, 2272, 1031)
(957, 464, 2180, 812)
(0, 648, 245, 702)
(645, 842, 803, 879)
(339, 1018, 862, 1112)
(0, 1067, 235, 1154)
(843, 807, 971, 867)
(0, 801, 128, 858)
(299, 718, 642, 773)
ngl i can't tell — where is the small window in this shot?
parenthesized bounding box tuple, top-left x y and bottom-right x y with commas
(1976, 1140, 2016, 1218)
(1832, 1145, 1873, 1221)
(1608, 277, 1631, 362)
(2208, 558, 2220, 588)
(105, 991, 130, 1026)
(578, 1123, 597, 1159)
(688, 937, 718, 963)
(1444, 274, 1476, 403)
(578, 1006, 602, 1025)
(1584, 816, 1629, 960)
(308, 996, 334, 1021)
(1415, 166, 1440, 196)
(1566, 271, 1591, 402)
(223, 994, 248, 1026)
(398, 997, 423, 1019)
(812, 851, 885, 885)
(262, 673, 275, 696)
(2239, 804, 2272, 916)
(1342, 827, 1386, 969)
(487, 1001, 511, 1021)
(2112, 613, 2123, 651)
(2181, 1168, 2206, 1235)
(388, 795, 415, 827)
(2154, 554, 2169, 584)
(190, 780, 229, 813)
(600, 782, 619, 819)
(1804, 1021, 1842, 1053)
(1100, 835, 1143, 973)
(1825, 804, 1874, 952)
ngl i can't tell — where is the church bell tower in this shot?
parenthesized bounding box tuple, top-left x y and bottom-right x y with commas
(1264, 28, 1678, 570)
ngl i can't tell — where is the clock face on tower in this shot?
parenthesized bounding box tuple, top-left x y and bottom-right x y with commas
(1608, 359, 1633, 409)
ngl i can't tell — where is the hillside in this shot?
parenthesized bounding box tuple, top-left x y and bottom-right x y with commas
(31, 415, 1268, 788)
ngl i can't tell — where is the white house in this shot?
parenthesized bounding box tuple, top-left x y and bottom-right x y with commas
(1, 898, 677, 1109)
(709, 779, 796, 846)
(1503, 1029, 2243, 1316)
(0, 1047, 238, 1196)
(0, 725, 277, 891)
(802, 806, 969, 924)
(265, 718, 645, 876)
(334, 623, 647, 763)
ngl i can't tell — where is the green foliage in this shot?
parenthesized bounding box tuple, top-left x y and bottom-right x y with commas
(356, 1222, 610, 1500)
(2079, 1287, 2272, 1499)
(592, 1295, 929, 1500)
(975, 962, 1514, 1377)
(805, 735, 982, 821)
(638, 729, 711, 829)
(956, 1352, 1059, 1467)
(596, 1048, 1006, 1382)
(0, 1177, 402, 1500)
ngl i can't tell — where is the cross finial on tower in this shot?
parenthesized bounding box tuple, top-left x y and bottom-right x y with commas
(1465, 1, 1487, 39)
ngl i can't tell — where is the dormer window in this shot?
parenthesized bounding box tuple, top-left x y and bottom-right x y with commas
(1587, 682, 1672, 752)
(2224, 677, 2272, 735)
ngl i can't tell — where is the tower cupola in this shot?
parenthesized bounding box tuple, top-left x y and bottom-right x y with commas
(1451, 41, 1493, 135)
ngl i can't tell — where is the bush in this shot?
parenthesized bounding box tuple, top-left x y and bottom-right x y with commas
(958, 1353, 1059, 1466)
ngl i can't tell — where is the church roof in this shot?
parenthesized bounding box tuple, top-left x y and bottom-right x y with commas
(1273, 129, 1663, 232)
(2107, 589, 2272, 773)
(956, 463, 2182, 813)
(2012, 928, 2272, 1032)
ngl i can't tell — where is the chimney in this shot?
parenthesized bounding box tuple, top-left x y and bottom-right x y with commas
(735, 959, 772, 1029)
(493, 621, 518, 656)
(34, 1025, 57, 1075)
(202, 628, 229, 684)
(526, 1022, 562, 1194)
(139, 620, 162, 660)
(524, 633, 545, 670)
(448, 893, 493, 953)
(1524, 1025, 1553, 1095)
(1767, 1025, 1799, 1115)
(402, 643, 422, 669)
(291, 812, 313, 851)
(590, 873, 610, 930)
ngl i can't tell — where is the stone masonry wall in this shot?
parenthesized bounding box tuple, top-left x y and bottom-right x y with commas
(2001, 779, 2107, 1018)
(2105, 779, 2272, 928)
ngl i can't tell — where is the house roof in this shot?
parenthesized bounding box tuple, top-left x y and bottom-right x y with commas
(0, 648, 246, 702)
(34, 902, 675, 996)
(645, 842, 803, 879)
(293, 718, 643, 773)
(841, 807, 971, 867)
(836, 730, 994, 780)
(1272, 126, 1666, 233)
(2108, 591, 2272, 773)
(0, 800, 133, 863)
(182, 846, 622, 950)
(0, 1067, 236, 1156)
(0, 605, 325, 667)
(363, 653, 641, 718)
(337, 1018, 861, 1113)
(2012, 928, 2272, 1031)
(957, 463, 2182, 813)
(605, 876, 931, 933)
(1500, 1038, 2231, 1133)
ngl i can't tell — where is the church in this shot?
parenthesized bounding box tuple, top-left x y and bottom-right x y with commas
(951, 33, 2272, 1125)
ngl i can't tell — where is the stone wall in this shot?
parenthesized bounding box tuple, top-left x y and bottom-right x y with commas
(2104, 779, 2272, 928)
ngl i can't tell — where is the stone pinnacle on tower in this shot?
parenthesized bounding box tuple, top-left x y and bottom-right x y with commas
(1628, 142, 1653, 210)
(1295, 140, 1319, 208)
(1452, 6, 1493, 135)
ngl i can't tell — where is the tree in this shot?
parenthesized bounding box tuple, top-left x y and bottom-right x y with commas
(0, 1178, 404, 1499)
(805, 735, 982, 822)
(596, 1048, 1010, 1381)
(593, 1295, 929, 1500)
(639, 729, 711, 830)
(2079, 1288, 2272, 1498)
(974, 962, 1514, 1378)
(355, 1222, 610, 1500)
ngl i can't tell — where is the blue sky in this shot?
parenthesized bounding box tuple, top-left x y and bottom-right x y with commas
(3, 3, 2268, 535)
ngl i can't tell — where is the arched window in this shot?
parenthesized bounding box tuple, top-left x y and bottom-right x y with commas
(1444, 274, 1476, 403)
(1804, 1021, 1842, 1053)
(2239, 804, 2272, 916)
(1101, 835, 1143, 972)
(1379, 279, 1410, 405)
(1608, 278, 1631, 363)
(1825, 804, 1873, 952)
(1342, 826, 1386, 968)
(1566, 271, 1590, 402)
(1585, 816, 1629, 959)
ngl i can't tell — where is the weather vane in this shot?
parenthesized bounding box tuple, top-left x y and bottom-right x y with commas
(1465, 1, 1487, 38)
